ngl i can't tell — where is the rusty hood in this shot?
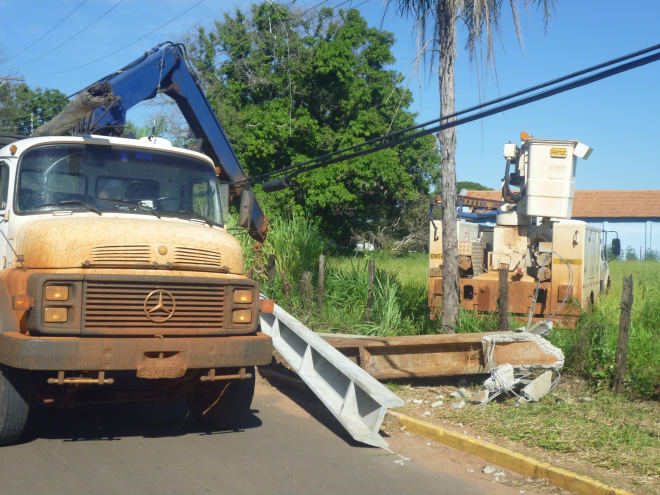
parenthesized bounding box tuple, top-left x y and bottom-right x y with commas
(13, 216, 243, 272)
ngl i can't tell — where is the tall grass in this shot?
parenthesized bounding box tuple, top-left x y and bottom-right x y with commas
(549, 261, 660, 397)
(265, 212, 325, 283)
(333, 252, 429, 286)
(230, 211, 324, 282)
(321, 260, 434, 336)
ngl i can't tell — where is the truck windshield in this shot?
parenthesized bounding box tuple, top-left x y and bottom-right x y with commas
(15, 143, 223, 225)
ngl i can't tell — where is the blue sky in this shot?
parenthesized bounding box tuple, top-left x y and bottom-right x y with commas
(1, 0, 658, 190)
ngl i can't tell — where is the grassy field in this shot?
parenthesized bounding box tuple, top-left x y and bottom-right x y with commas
(331, 251, 429, 286)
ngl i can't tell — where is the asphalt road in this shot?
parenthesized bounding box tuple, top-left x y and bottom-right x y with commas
(0, 378, 530, 495)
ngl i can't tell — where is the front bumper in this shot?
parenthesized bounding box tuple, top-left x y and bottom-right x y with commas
(0, 332, 273, 371)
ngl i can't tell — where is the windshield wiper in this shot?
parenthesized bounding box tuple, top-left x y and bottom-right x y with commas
(96, 198, 161, 219)
(33, 201, 102, 216)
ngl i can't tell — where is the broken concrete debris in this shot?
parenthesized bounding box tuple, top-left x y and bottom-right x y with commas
(521, 370, 553, 402)
(515, 320, 553, 337)
(483, 363, 515, 392)
(448, 364, 559, 408)
(468, 390, 489, 404)
(450, 388, 472, 399)
(481, 332, 565, 372)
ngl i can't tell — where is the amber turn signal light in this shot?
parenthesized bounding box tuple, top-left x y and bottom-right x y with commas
(12, 295, 32, 311)
(259, 299, 274, 314)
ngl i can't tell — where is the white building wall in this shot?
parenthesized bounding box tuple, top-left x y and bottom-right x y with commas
(582, 219, 660, 259)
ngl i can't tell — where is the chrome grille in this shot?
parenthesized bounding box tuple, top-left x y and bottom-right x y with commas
(83, 280, 225, 334)
(93, 245, 151, 263)
(173, 246, 222, 267)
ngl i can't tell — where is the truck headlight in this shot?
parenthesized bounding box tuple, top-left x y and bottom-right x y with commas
(233, 289, 253, 304)
(45, 285, 69, 301)
(44, 307, 68, 323)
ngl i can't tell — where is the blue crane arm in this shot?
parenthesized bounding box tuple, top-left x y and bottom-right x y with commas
(75, 43, 267, 242)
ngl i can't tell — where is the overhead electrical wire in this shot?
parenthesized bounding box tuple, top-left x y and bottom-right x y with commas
(25, 0, 208, 78)
(248, 43, 660, 187)
(22, 0, 364, 80)
(4, 0, 90, 64)
(14, 0, 126, 69)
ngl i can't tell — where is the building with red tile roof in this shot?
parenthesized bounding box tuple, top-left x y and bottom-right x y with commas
(463, 190, 660, 259)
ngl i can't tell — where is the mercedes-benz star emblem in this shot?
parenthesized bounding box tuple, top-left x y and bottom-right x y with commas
(144, 289, 176, 322)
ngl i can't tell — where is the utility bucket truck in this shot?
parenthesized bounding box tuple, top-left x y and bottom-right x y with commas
(429, 134, 620, 327)
(0, 43, 275, 445)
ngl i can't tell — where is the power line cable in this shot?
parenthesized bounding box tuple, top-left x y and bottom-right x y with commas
(253, 42, 660, 180)
(250, 45, 660, 186)
(26, 0, 207, 78)
(4, 0, 90, 64)
(14, 0, 125, 69)
(258, 41, 660, 181)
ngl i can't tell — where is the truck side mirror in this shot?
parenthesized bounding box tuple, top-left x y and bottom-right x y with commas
(612, 238, 621, 257)
(238, 189, 254, 227)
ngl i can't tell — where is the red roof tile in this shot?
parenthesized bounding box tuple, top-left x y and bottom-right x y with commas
(464, 190, 660, 219)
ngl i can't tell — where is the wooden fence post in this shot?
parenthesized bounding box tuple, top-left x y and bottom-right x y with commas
(614, 275, 633, 395)
(281, 270, 290, 299)
(301, 271, 312, 310)
(318, 254, 325, 314)
(498, 267, 509, 332)
(366, 259, 375, 323)
(267, 254, 276, 281)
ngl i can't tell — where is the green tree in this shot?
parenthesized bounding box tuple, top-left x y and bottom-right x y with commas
(0, 83, 68, 135)
(185, 4, 440, 246)
(644, 249, 659, 261)
(624, 245, 638, 261)
(456, 181, 493, 193)
(385, 0, 553, 331)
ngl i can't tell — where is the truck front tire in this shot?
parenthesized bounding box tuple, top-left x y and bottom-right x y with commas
(0, 364, 30, 446)
(188, 367, 255, 430)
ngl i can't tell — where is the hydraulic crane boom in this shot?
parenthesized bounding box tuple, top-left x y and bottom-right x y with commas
(71, 42, 267, 242)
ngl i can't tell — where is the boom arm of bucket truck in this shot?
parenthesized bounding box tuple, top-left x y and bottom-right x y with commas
(69, 42, 267, 242)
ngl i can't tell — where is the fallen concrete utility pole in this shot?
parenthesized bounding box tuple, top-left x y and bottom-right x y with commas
(31, 82, 114, 137)
(259, 299, 404, 449)
(321, 332, 564, 380)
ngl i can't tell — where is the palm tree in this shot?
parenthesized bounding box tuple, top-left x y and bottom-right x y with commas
(386, 0, 553, 331)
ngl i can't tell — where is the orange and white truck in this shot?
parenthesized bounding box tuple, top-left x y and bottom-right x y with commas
(0, 43, 273, 444)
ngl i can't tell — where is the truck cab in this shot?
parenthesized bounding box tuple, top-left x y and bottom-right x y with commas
(0, 135, 273, 444)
